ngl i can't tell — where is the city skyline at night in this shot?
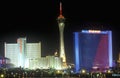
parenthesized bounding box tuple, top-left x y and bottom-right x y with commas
(0, 0, 120, 64)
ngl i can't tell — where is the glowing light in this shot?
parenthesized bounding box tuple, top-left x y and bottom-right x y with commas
(97, 74, 100, 77)
(82, 30, 101, 33)
(60, 23, 64, 26)
(107, 69, 112, 73)
(60, 2, 62, 15)
(74, 32, 80, 72)
(108, 70, 111, 73)
(54, 52, 58, 56)
(0, 74, 4, 78)
(81, 69, 86, 74)
(56, 70, 61, 74)
(108, 31, 112, 67)
(88, 30, 101, 33)
(82, 30, 108, 34)
(92, 66, 98, 69)
(58, 2, 64, 18)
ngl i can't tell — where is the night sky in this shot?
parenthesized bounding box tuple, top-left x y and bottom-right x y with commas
(1, 0, 120, 63)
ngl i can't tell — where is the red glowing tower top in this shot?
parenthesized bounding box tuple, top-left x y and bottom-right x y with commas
(58, 2, 64, 18)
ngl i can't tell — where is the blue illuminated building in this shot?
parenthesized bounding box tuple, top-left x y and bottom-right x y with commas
(74, 30, 112, 72)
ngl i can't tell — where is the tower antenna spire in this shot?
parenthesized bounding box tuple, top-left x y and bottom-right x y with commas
(58, 2, 64, 18)
(60, 2, 62, 16)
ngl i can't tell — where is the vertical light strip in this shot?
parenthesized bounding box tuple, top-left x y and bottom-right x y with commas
(74, 32, 80, 72)
(4, 42, 6, 57)
(108, 31, 112, 67)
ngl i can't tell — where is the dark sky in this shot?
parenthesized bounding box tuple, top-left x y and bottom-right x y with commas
(1, 0, 120, 63)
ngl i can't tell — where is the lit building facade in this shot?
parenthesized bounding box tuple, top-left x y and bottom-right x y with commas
(38, 56, 62, 70)
(4, 43, 19, 67)
(74, 30, 112, 72)
(4, 37, 62, 70)
(4, 37, 41, 68)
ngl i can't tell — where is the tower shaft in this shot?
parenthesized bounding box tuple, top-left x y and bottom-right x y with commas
(117, 52, 120, 63)
(119, 52, 120, 61)
(59, 22, 66, 63)
(117, 52, 120, 68)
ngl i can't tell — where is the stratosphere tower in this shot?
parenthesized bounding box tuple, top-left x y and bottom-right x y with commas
(57, 2, 67, 68)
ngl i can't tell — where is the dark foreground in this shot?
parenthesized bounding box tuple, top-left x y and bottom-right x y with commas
(0, 68, 120, 78)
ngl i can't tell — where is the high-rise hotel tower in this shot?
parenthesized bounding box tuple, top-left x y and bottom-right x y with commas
(4, 37, 41, 68)
(57, 2, 67, 67)
(74, 30, 112, 72)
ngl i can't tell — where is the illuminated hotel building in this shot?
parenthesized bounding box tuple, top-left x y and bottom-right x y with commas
(38, 56, 62, 70)
(4, 37, 62, 70)
(57, 2, 67, 68)
(4, 37, 41, 68)
(74, 30, 112, 72)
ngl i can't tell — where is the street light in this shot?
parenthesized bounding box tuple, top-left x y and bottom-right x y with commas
(0, 74, 4, 78)
(80, 69, 86, 74)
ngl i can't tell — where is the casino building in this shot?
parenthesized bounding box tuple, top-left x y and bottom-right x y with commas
(4, 37, 41, 68)
(74, 30, 112, 72)
(4, 37, 62, 70)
